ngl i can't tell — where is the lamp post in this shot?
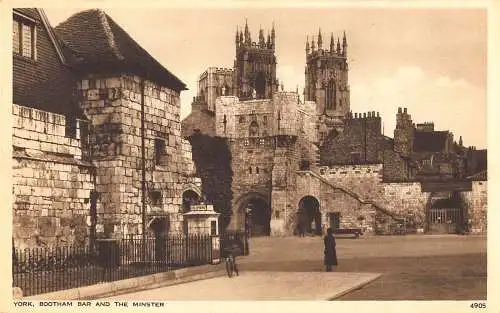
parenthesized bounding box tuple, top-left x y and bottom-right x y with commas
(244, 206, 252, 255)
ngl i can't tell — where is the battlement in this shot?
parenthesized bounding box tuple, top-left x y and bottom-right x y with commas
(347, 111, 381, 120)
(305, 29, 347, 58)
(306, 48, 346, 60)
(416, 122, 435, 132)
(235, 20, 276, 51)
(198, 67, 234, 81)
(207, 67, 234, 74)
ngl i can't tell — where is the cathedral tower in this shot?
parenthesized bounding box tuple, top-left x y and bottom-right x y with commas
(304, 29, 350, 118)
(234, 20, 279, 100)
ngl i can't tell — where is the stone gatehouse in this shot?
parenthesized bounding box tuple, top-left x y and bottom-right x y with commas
(182, 21, 487, 236)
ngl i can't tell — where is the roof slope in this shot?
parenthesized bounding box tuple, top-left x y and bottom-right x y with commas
(413, 130, 449, 152)
(54, 9, 186, 91)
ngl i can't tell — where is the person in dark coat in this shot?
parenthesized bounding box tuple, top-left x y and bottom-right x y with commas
(323, 228, 338, 272)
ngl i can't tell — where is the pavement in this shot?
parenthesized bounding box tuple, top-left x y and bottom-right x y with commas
(20, 263, 227, 300)
(104, 271, 382, 301)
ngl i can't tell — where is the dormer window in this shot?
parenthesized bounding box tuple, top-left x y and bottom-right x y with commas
(13, 15, 36, 60)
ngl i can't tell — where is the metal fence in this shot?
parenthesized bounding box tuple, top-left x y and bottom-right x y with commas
(13, 232, 244, 297)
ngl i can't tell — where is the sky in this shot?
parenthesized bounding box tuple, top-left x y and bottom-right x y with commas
(42, 6, 487, 148)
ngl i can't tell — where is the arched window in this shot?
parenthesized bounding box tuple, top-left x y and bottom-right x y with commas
(249, 121, 259, 137)
(326, 79, 336, 110)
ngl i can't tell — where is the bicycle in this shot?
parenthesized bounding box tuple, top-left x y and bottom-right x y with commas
(224, 249, 239, 278)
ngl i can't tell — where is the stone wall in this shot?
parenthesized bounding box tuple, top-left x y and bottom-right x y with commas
(78, 74, 201, 238)
(293, 171, 376, 235)
(460, 180, 487, 234)
(382, 148, 409, 182)
(320, 114, 382, 165)
(215, 92, 315, 142)
(198, 67, 234, 112)
(318, 164, 383, 199)
(12, 104, 94, 248)
(379, 182, 429, 231)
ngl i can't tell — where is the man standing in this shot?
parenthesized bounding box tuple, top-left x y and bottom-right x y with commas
(323, 228, 338, 272)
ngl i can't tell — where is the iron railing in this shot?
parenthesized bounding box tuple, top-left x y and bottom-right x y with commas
(12, 232, 244, 297)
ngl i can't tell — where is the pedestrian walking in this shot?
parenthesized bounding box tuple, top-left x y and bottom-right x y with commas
(323, 227, 338, 272)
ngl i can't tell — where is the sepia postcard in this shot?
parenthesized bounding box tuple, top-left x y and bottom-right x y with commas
(1, 1, 498, 312)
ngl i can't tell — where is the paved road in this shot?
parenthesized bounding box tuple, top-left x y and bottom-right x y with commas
(105, 271, 381, 300)
(239, 235, 487, 300)
(106, 235, 486, 301)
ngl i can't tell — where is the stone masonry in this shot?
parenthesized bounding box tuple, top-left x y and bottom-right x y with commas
(12, 104, 94, 248)
(78, 75, 201, 239)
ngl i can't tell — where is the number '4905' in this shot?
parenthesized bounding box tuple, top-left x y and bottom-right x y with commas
(470, 302, 486, 309)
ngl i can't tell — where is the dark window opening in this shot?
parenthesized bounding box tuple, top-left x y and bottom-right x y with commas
(351, 152, 361, 164)
(239, 116, 245, 123)
(299, 160, 311, 170)
(249, 121, 259, 137)
(256, 167, 260, 174)
(149, 190, 163, 206)
(154, 138, 166, 166)
(211, 221, 217, 235)
(249, 167, 252, 174)
(326, 79, 336, 110)
(65, 117, 78, 138)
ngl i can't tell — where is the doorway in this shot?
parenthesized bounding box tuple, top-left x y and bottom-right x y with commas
(297, 196, 321, 235)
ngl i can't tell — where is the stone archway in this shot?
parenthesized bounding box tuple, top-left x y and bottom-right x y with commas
(297, 196, 321, 236)
(182, 189, 201, 213)
(234, 192, 271, 236)
(148, 217, 169, 261)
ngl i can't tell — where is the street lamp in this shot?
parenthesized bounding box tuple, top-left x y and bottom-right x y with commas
(244, 205, 252, 255)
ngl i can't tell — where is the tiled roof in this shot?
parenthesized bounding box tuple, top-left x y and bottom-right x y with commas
(413, 130, 449, 152)
(54, 9, 186, 91)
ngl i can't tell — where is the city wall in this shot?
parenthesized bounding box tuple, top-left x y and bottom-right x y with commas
(12, 104, 94, 248)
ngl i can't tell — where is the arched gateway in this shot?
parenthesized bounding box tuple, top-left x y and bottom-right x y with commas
(234, 192, 271, 236)
(297, 196, 321, 235)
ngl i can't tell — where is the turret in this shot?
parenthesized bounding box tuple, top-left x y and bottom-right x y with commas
(235, 26, 239, 46)
(311, 36, 316, 52)
(244, 19, 251, 46)
(305, 36, 310, 55)
(259, 26, 265, 48)
(271, 22, 276, 50)
(317, 28, 323, 50)
(330, 33, 334, 52)
(336, 37, 341, 54)
(342, 30, 348, 56)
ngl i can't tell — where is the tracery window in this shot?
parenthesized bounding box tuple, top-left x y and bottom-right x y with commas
(326, 79, 336, 110)
(249, 121, 259, 137)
